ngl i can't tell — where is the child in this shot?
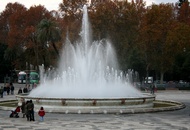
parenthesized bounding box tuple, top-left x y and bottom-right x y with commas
(38, 107, 45, 121)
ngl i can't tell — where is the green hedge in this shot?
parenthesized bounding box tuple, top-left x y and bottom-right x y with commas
(178, 87, 190, 90)
(156, 87, 166, 90)
(139, 86, 166, 91)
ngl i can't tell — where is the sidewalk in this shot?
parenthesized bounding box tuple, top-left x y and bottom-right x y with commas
(0, 90, 189, 130)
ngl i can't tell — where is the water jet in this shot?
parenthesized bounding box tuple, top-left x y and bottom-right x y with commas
(16, 5, 156, 113)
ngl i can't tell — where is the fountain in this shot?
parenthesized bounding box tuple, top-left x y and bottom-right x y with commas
(16, 5, 155, 114)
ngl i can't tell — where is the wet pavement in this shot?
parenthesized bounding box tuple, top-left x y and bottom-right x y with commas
(0, 83, 189, 130)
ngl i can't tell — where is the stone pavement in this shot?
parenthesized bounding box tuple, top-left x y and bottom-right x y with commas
(0, 83, 190, 130)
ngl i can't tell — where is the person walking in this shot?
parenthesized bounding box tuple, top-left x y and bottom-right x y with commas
(10, 83, 14, 95)
(38, 107, 45, 121)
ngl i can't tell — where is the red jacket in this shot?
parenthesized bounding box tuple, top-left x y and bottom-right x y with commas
(38, 110, 45, 116)
(15, 106, 20, 112)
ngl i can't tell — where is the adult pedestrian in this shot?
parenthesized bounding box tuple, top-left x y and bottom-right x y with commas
(25, 101, 30, 121)
(10, 83, 14, 95)
(21, 101, 26, 118)
(27, 100, 35, 121)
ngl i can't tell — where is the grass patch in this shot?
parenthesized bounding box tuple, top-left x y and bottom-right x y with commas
(0, 101, 18, 107)
(153, 102, 175, 108)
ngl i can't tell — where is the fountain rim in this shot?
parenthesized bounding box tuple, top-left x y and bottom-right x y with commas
(16, 93, 155, 100)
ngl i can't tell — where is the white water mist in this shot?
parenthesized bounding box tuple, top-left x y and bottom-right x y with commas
(29, 5, 142, 98)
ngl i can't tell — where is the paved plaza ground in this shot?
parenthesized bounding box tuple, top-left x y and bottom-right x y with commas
(0, 83, 189, 130)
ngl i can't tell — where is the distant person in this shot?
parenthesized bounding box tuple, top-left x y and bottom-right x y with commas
(10, 83, 14, 95)
(152, 84, 155, 94)
(3, 86, 7, 96)
(18, 87, 22, 94)
(0, 86, 3, 98)
(150, 84, 155, 94)
(23, 85, 28, 93)
(38, 107, 45, 121)
(33, 83, 37, 88)
(6, 83, 10, 95)
(27, 84, 31, 92)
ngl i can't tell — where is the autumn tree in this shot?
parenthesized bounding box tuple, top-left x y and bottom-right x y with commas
(58, 0, 147, 80)
(90, 0, 146, 79)
(0, 44, 13, 81)
(177, 0, 190, 25)
(0, 3, 58, 71)
(138, 3, 178, 83)
(0, 2, 27, 69)
(113, 0, 146, 75)
(0, 0, 190, 83)
(173, 0, 190, 81)
(23, 5, 53, 69)
(59, 0, 89, 43)
(166, 22, 190, 81)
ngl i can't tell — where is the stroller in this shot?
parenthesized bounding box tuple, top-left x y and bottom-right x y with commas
(9, 106, 20, 118)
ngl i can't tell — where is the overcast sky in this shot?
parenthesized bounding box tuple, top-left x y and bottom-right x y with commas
(0, 0, 178, 13)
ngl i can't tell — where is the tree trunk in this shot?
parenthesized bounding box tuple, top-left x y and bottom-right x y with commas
(145, 64, 150, 84)
(42, 55, 46, 69)
(160, 71, 164, 85)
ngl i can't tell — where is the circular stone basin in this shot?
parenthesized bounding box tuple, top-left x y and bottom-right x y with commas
(16, 94, 155, 114)
(1, 96, 185, 114)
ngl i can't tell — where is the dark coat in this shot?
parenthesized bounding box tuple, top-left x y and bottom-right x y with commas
(10, 86, 14, 91)
(27, 102, 34, 110)
(23, 88, 28, 93)
(21, 102, 25, 113)
(18, 89, 22, 94)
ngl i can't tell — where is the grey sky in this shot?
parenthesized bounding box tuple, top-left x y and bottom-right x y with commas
(0, 0, 178, 13)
